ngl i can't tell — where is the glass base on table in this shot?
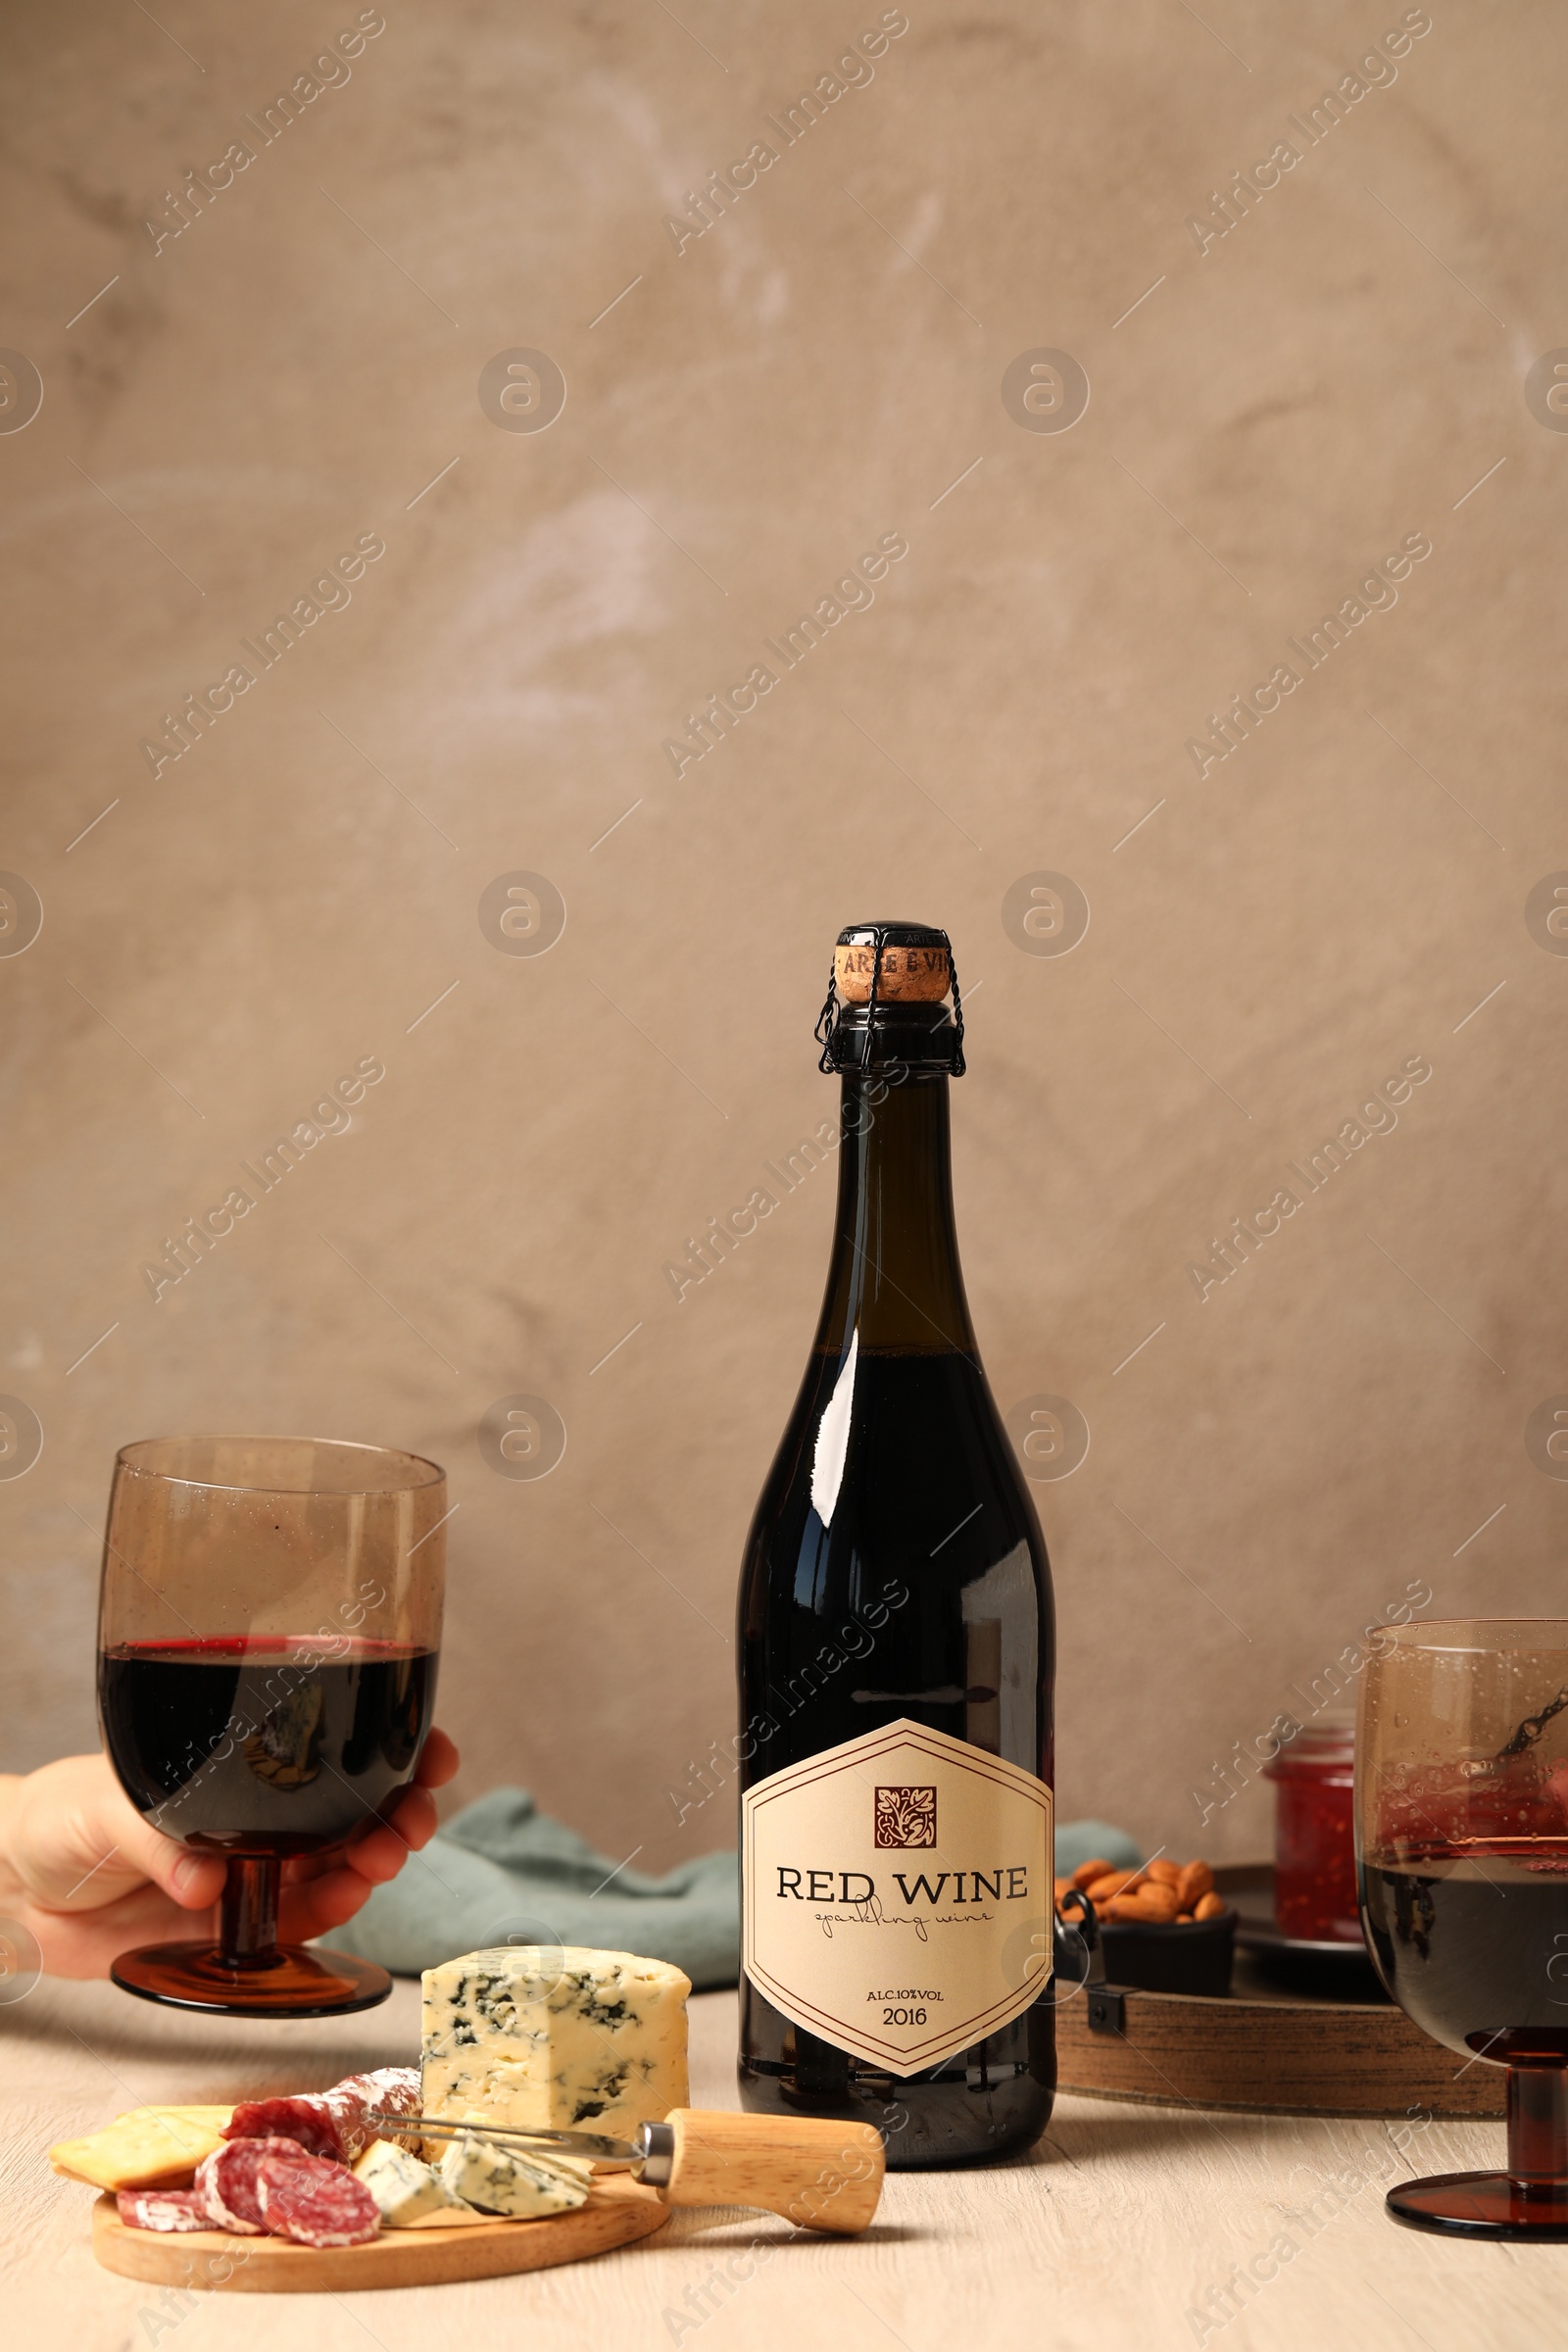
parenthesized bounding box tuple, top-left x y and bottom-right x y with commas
(1387, 2172, 1568, 2240)
(110, 1938, 392, 2018)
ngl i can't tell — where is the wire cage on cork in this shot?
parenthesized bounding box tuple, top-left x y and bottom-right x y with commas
(814, 921, 966, 1078)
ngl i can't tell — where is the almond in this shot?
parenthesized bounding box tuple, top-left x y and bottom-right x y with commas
(1071, 1858, 1113, 1891)
(1108, 1887, 1176, 1922)
(1086, 1874, 1136, 1906)
(1145, 1859, 1183, 1887)
(1177, 1861, 1215, 1909)
(1133, 1882, 1181, 1922)
(1194, 1890, 1225, 1922)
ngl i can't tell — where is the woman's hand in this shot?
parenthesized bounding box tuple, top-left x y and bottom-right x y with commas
(0, 1733, 460, 1981)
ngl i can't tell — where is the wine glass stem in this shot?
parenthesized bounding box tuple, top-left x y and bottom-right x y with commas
(220, 1856, 281, 1967)
(1507, 2063, 1568, 2188)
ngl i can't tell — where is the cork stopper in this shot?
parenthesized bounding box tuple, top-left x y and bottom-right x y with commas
(834, 923, 952, 1004)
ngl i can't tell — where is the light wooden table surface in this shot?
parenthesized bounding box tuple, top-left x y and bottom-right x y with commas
(7, 1975, 1562, 2351)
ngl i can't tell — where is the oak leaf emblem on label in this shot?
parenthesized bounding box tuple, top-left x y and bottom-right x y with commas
(874, 1785, 936, 1848)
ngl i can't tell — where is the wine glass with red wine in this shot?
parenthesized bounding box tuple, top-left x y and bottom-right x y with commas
(1359, 1618, 1568, 2237)
(97, 1436, 445, 2017)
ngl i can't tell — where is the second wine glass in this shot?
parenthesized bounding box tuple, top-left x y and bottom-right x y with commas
(1359, 1617, 1568, 2238)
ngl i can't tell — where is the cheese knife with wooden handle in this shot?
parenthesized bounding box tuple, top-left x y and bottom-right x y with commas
(367, 2107, 885, 2233)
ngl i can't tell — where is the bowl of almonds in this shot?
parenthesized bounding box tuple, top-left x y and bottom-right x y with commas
(1055, 1857, 1236, 1997)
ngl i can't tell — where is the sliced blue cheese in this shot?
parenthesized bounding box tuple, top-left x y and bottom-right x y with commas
(352, 2137, 489, 2229)
(420, 1945, 691, 2143)
(437, 2132, 592, 2218)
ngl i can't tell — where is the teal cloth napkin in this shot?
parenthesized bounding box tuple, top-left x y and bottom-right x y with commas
(332, 1788, 1141, 1988)
(330, 1789, 741, 1989)
(1054, 1819, 1143, 1880)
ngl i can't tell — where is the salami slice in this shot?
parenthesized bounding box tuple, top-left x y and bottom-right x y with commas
(221, 2094, 344, 2161)
(195, 2135, 315, 2232)
(223, 2064, 421, 2163)
(337, 2066, 421, 2122)
(117, 2187, 211, 2232)
(255, 2148, 380, 2248)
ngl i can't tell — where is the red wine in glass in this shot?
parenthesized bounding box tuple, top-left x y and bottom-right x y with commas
(100, 1639, 437, 1849)
(1362, 1843, 1568, 2066)
(1359, 1622, 1568, 2238)
(97, 1437, 446, 2017)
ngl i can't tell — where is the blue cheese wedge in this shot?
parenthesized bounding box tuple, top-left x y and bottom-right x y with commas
(352, 2137, 488, 2228)
(420, 1946, 691, 2143)
(437, 2132, 592, 2218)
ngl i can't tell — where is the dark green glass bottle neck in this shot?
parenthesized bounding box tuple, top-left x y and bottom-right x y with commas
(812, 1074, 977, 1354)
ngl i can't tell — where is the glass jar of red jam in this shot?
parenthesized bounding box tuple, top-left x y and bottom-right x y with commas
(1262, 1714, 1361, 1942)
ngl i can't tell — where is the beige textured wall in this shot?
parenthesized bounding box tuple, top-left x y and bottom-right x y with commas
(3, 0, 1565, 1882)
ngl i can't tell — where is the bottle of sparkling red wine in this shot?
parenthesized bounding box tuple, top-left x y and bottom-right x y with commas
(737, 921, 1055, 2167)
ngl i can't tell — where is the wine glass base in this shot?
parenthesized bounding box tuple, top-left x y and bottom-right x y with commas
(111, 1939, 393, 2018)
(1388, 2172, 1568, 2240)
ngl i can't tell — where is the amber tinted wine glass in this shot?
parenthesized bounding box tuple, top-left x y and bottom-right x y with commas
(1359, 1618, 1568, 2237)
(97, 1436, 445, 2017)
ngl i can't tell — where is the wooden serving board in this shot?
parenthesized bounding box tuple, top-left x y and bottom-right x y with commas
(91, 2175, 670, 2292)
(1056, 1976, 1505, 2120)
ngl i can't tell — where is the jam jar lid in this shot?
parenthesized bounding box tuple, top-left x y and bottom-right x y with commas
(1263, 1709, 1355, 1774)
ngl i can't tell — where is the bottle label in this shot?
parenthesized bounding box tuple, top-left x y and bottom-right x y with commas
(741, 1717, 1053, 2076)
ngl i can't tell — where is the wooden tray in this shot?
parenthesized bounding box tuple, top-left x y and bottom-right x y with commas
(1055, 1980, 1504, 2117)
(91, 2175, 670, 2292)
(1057, 1862, 1503, 2119)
